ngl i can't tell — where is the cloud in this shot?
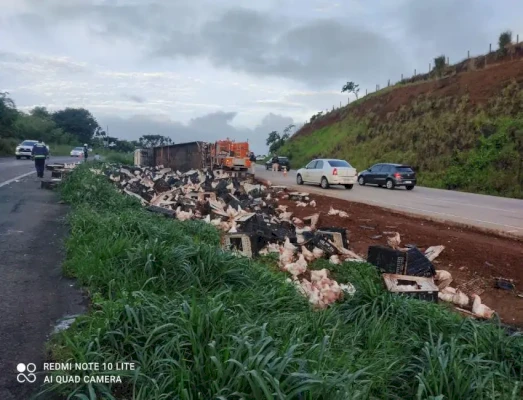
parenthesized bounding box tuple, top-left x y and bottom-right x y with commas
(123, 94, 146, 103)
(97, 111, 295, 155)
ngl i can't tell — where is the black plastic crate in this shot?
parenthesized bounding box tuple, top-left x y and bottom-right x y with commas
(367, 246, 406, 275)
(405, 247, 436, 277)
(317, 227, 349, 248)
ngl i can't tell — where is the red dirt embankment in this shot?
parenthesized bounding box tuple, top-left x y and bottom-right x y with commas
(294, 55, 523, 139)
(277, 192, 523, 326)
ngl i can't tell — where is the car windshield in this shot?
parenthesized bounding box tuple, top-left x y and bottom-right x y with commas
(396, 166, 414, 172)
(74, 147, 84, 151)
(327, 160, 351, 167)
(278, 157, 288, 161)
(21, 141, 37, 146)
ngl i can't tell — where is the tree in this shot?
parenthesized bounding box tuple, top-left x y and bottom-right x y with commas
(0, 92, 19, 137)
(283, 124, 295, 137)
(52, 108, 99, 144)
(266, 131, 281, 147)
(498, 30, 512, 56)
(266, 130, 290, 154)
(139, 134, 173, 148)
(433, 55, 446, 76)
(30, 106, 51, 119)
(341, 81, 360, 99)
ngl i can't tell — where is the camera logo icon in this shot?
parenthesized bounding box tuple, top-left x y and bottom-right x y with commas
(16, 363, 37, 383)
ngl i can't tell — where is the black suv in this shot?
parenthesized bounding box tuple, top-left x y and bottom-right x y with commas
(357, 163, 416, 190)
(265, 156, 290, 171)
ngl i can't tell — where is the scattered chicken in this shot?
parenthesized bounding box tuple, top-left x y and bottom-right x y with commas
(312, 247, 324, 259)
(329, 255, 341, 265)
(301, 246, 316, 262)
(328, 207, 339, 216)
(387, 232, 401, 249)
(296, 201, 308, 207)
(280, 212, 293, 222)
(471, 294, 494, 319)
(175, 207, 193, 221)
(228, 220, 238, 233)
(266, 193, 272, 200)
(338, 211, 349, 218)
(310, 200, 316, 207)
(425, 245, 445, 262)
(292, 217, 304, 227)
(277, 205, 289, 212)
(434, 270, 453, 290)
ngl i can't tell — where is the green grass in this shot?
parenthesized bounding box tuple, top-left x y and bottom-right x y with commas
(42, 165, 523, 399)
(281, 81, 523, 199)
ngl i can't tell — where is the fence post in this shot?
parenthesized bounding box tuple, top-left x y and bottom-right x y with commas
(429, 63, 431, 72)
(517, 34, 519, 43)
(489, 43, 492, 52)
(467, 50, 470, 59)
(388, 79, 390, 87)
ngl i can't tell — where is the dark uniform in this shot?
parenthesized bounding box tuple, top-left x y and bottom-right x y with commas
(31, 142, 49, 178)
(83, 145, 89, 161)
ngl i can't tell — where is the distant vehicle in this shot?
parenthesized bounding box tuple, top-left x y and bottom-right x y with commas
(70, 147, 85, 157)
(15, 140, 49, 159)
(256, 155, 266, 161)
(358, 163, 416, 190)
(296, 159, 357, 189)
(265, 156, 290, 171)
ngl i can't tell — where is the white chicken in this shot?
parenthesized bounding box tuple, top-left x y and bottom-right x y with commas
(310, 200, 317, 207)
(296, 201, 308, 207)
(175, 207, 193, 221)
(266, 193, 272, 200)
(434, 270, 453, 289)
(387, 232, 401, 249)
(301, 246, 316, 262)
(228, 220, 238, 233)
(312, 247, 324, 259)
(329, 255, 341, 265)
(277, 205, 289, 212)
(471, 294, 494, 319)
(328, 207, 339, 216)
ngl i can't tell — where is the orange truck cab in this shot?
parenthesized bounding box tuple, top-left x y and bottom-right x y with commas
(212, 139, 252, 170)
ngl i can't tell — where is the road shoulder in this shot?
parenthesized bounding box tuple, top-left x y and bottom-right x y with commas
(0, 176, 86, 399)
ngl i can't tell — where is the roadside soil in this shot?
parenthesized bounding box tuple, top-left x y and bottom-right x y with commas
(275, 190, 523, 327)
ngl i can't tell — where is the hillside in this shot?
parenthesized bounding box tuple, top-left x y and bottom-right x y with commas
(281, 45, 523, 199)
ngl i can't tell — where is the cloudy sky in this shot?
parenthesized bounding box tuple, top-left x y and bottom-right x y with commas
(1, 0, 521, 153)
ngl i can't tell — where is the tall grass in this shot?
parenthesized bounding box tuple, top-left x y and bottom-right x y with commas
(44, 166, 523, 399)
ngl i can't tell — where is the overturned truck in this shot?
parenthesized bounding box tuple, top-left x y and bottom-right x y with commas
(134, 140, 253, 172)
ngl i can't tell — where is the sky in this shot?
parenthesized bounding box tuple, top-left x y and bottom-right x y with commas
(1, 0, 521, 154)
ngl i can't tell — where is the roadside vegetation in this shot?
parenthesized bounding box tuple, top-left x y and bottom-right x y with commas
(41, 165, 523, 399)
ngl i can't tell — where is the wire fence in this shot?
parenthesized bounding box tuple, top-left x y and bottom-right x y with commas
(314, 33, 522, 120)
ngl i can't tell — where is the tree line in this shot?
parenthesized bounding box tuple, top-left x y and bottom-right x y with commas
(0, 92, 174, 154)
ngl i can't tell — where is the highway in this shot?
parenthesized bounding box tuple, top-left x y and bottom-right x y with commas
(255, 165, 523, 237)
(0, 156, 78, 188)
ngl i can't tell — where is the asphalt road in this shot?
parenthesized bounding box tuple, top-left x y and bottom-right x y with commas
(255, 165, 523, 237)
(0, 156, 79, 188)
(0, 165, 85, 399)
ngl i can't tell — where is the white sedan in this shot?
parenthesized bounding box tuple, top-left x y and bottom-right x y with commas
(70, 147, 84, 157)
(296, 158, 358, 189)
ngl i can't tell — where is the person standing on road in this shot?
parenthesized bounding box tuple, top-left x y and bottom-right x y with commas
(249, 152, 256, 174)
(271, 155, 279, 175)
(31, 140, 49, 178)
(83, 144, 89, 163)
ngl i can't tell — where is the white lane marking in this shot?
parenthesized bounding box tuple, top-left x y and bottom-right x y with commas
(0, 171, 36, 188)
